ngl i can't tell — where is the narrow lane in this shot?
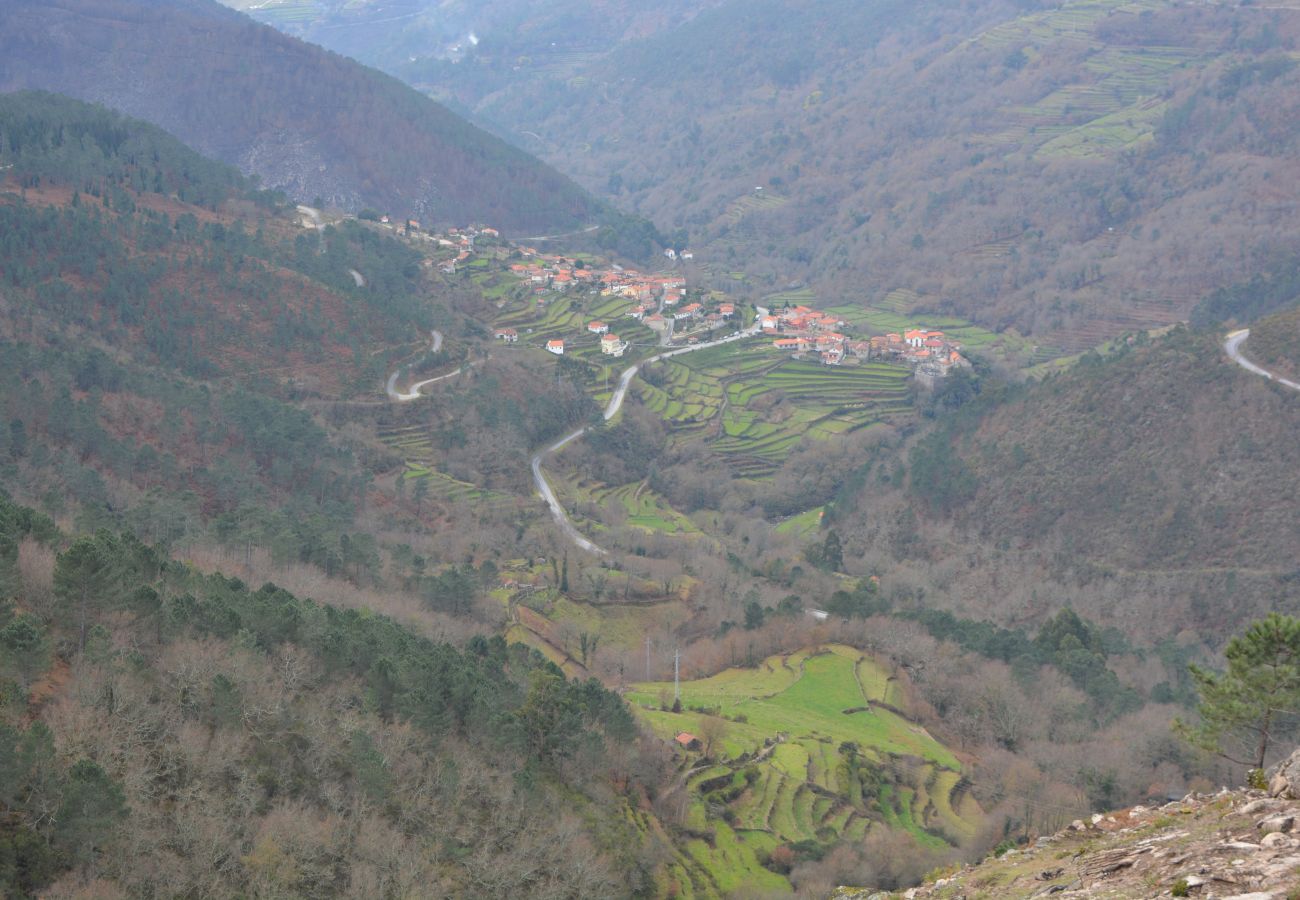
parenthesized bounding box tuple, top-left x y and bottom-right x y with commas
(385, 330, 450, 401)
(530, 314, 765, 555)
(1224, 329, 1300, 393)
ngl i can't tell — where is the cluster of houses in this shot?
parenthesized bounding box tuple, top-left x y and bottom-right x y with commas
(374, 219, 500, 274)
(762, 305, 859, 365)
(764, 305, 969, 377)
(634, 294, 736, 335)
(508, 254, 605, 297)
(875, 328, 969, 377)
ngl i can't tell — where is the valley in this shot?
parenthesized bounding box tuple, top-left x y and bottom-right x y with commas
(0, 2, 1298, 897)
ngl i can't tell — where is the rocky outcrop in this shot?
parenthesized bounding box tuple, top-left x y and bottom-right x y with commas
(1268, 747, 1300, 802)
(834, 761, 1300, 899)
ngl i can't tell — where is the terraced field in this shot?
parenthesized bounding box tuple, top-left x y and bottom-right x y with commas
(825, 304, 1039, 360)
(635, 342, 912, 477)
(493, 293, 662, 362)
(972, 0, 1207, 158)
(376, 424, 516, 512)
(552, 476, 700, 537)
(627, 646, 980, 895)
(721, 189, 790, 228)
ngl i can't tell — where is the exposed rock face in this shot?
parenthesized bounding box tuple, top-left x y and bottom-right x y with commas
(833, 761, 1300, 899)
(1268, 747, 1300, 801)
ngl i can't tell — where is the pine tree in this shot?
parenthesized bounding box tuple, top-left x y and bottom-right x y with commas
(1177, 613, 1300, 772)
(54, 534, 122, 652)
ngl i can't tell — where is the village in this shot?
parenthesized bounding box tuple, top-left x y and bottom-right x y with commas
(762, 303, 969, 378)
(362, 214, 966, 380)
(490, 245, 738, 358)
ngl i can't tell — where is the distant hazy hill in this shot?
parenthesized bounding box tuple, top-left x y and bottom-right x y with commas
(249, 0, 1300, 355)
(0, 0, 606, 233)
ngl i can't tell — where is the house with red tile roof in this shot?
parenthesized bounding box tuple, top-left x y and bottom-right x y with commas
(546, 340, 565, 355)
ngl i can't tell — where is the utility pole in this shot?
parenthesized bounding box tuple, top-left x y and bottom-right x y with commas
(645, 636, 652, 681)
(674, 648, 681, 703)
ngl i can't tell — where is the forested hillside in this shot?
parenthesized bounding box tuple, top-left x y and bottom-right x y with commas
(251, 0, 1300, 356)
(0, 93, 449, 587)
(1248, 305, 1300, 378)
(830, 326, 1300, 645)
(0, 0, 608, 233)
(0, 492, 662, 897)
(2, 56, 1295, 895)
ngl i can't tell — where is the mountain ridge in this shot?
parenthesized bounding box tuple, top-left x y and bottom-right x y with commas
(0, 0, 608, 233)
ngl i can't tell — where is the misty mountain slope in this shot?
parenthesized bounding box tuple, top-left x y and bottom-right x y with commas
(246, 0, 1300, 355)
(0, 0, 607, 233)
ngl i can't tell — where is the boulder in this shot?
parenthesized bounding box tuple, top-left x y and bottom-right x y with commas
(1266, 747, 1300, 800)
(1259, 832, 1295, 850)
(1256, 814, 1296, 835)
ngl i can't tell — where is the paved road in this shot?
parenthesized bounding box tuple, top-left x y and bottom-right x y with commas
(531, 315, 765, 555)
(385, 330, 451, 401)
(296, 204, 323, 229)
(517, 224, 600, 243)
(1224, 329, 1300, 393)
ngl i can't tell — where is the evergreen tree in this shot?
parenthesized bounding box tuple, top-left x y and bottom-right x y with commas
(54, 759, 129, 870)
(1178, 613, 1300, 772)
(53, 534, 121, 652)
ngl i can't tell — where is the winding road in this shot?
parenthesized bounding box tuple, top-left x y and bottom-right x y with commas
(1224, 329, 1300, 393)
(530, 314, 766, 555)
(381, 308, 766, 554)
(517, 224, 601, 243)
(385, 330, 456, 401)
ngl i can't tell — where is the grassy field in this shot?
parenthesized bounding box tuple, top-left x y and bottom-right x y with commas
(623, 645, 980, 894)
(775, 506, 823, 538)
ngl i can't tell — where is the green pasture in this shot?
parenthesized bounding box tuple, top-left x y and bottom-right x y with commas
(775, 506, 823, 538)
(625, 645, 978, 892)
(629, 646, 958, 769)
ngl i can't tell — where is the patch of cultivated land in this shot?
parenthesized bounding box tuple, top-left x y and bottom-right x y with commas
(626, 645, 981, 896)
(645, 342, 913, 477)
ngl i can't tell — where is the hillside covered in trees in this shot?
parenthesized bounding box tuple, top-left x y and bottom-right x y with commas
(2, 40, 1298, 894)
(255, 0, 1300, 355)
(0, 492, 662, 898)
(0, 0, 611, 233)
(829, 325, 1300, 648)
